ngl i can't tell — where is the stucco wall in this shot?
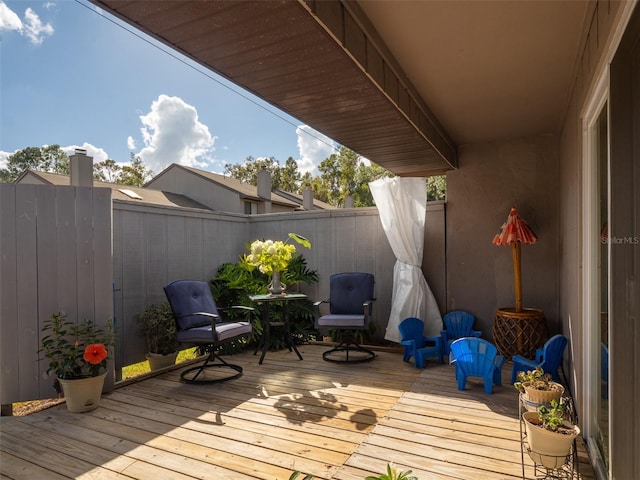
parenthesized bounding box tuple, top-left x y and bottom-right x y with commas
(445, 135, 560, 340)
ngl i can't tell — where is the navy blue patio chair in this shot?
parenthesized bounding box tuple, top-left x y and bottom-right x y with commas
(164, 279, 253, 384)
(510, 334, 568, 384)
(314, 272, 376, 363)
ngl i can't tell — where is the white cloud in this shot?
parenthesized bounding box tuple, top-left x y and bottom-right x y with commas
(295, 125, 336, 175)
(23, 7, 53, 44)
(62, 143, 109, 164)
(0, 150, 12, 170)
(127, 136, 136, 150)
(137, 94, 215, 173)
(0, 2, 54, 45)
(0, 2, 21, 31)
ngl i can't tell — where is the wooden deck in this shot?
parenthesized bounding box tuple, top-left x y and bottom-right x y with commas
(1, 345, 595, 480)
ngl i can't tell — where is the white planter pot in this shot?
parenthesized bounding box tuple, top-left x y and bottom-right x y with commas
(58, 371, 107, 413)
(146, 351, 178, 371)
(523, 411, 580, 468)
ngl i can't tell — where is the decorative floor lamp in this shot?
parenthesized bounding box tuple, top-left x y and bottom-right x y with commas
(492, 207, 548, 358)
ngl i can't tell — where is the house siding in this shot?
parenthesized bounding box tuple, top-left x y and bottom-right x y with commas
(559, 1, 639, 478)
(147, 165, 246, 213)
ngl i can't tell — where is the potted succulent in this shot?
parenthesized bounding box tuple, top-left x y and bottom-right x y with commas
(137, 302, 180, 371)
(514, 367, 564, 411)
(39, 312, 114, 412)
(523, 399, 580, 468)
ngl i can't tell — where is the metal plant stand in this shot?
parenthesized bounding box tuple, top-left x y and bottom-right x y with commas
(519, 394, 579, 479)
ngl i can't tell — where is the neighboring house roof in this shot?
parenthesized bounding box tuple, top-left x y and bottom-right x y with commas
(274, 189, 335, 210)
(14, 170, 212, 211)
(148, 164, 332, 210)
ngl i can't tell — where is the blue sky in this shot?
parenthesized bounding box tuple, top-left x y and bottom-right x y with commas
(0, 0, 337, 176)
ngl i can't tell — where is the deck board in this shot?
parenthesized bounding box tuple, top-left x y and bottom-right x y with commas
(1, 345, 596, 480)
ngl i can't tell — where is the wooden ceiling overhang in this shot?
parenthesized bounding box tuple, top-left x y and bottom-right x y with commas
(92, 0, 457, 176)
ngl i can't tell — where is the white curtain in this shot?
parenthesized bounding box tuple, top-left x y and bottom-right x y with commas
(369, 177, 442, 341)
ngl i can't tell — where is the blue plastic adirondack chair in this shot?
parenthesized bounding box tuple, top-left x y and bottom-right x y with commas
(450, 337, 504, 394)
(510, 334, 568, 384)
(398, 317, 443, 368)
(601, 342, 609, 399)
(440, 311, 482, 356)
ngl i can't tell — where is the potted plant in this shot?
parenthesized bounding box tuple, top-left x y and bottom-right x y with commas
(289, 463, 418, 480)
(514, 367, 564, 411)
(365, 463, 418, 480)
(243, 232, 311, 295)
(137, 302, 179, 371)
(39, 312, 114, 412)
(523, 399, 580, 468)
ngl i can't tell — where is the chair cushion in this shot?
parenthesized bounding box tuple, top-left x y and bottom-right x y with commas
(316, 314, 366, 328)
(176, 321, 252, 343)
(329, 273, 374, 315)
(164, 280, 221, 331)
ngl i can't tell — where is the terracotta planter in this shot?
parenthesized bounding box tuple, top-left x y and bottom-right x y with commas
(522, 381, 564, 411)
(146, 351, 178, 371)
(523, 411, 580, 468)
(58, 371, 107, 413)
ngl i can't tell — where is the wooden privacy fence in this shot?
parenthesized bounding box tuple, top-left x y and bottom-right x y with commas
(1, 183, 446, 406)
(0, 184, 113, 406)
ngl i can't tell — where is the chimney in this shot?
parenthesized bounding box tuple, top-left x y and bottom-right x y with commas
(257, 169, 272, 199)
(70, 149, 93, 187)
(344, 195, 354, 208)
(257, 169, 272, 213)
(303, 187, 314, 210)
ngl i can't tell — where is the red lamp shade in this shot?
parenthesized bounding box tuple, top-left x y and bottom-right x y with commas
(493, 207, 537, 312)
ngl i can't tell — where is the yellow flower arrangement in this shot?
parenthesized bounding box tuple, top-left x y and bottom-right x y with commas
(244, 233, 311, 274)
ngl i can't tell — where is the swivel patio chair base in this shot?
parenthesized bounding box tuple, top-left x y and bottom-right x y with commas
(322, 339, 376, 364)
(180, 351, 243, 384)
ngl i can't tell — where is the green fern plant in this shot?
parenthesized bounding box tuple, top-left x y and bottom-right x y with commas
(288, 462, 417, 480)
(365, 463, 418, 480)
(211, 255, 319, 350)
(289, 472, 314, 480)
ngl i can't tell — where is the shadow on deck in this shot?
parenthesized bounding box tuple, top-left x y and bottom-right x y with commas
(0, 345, 595, 480)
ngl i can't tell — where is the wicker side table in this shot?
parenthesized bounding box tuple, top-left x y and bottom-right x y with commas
(493, 307, 548, 359)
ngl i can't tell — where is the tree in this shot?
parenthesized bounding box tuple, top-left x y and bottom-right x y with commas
(426, 175, 446, 201)
(315, 146, 392, 207)
(352, 162, 394, 207)
(301, 172, 331, 204)
(221, 146, 445, 208)
(94, 154, 153, 187)
(224, 156, 282, 189)
(279, 157, 301, 193)
(0, 145, 69, 183)
(94, 159, 121, 183)
(118, 154, 153, 187)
